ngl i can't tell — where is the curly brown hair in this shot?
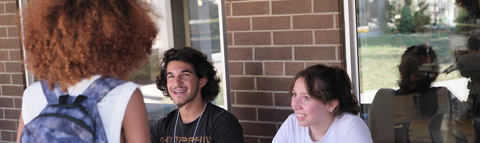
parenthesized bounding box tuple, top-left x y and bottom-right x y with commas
(18, 0, 158, 91)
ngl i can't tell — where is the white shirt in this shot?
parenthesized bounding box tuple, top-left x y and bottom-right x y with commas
(273, 113, 373, 143)
(21, 75, 139, 143)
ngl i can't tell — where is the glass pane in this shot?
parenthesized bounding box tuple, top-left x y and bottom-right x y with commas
(357, 0, 478, 142)
(187, 0, 224, 108)
(19, 0, 36, 86)
(134, 0, 226, 125)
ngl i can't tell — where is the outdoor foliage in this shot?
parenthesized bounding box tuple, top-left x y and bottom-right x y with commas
(413, 2, 431, 32)
(397, 1, 414, 34)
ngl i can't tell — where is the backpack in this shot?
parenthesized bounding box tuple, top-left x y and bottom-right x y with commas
(20, 77, 125, 143)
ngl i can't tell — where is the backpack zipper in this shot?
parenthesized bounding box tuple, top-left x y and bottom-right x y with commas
(50, 104, 97, 125)
(35, 113, 95, 137)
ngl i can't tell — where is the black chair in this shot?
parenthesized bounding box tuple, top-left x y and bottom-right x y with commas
(368, 89, 395, 142)
(474, 117, 480, 143)
(394, 121, 411, 143)
(429, 110, 445, 143)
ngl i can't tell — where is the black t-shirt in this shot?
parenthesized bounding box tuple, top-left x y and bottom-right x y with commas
(150, 102, 244, 143)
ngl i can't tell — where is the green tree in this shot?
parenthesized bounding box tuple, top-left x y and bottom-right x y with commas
(413, 2, 431, 32)
(454, 10, 468, 34)
(397, 0, 415, 34)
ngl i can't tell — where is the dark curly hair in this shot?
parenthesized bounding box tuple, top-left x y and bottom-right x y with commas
(398, 45, 438, 94)
(156, 47, 221, 102)
(289, 64, 360, 116)
(18, 0, 158, 91)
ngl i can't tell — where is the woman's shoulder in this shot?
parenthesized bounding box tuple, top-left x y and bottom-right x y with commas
(281, 113, 301, 128)
(332, 113, 372, 142)
(273, 113, 308, 143)
(24, 81, 43, 93)
(22, 81, 48, 124)
(336, 113, 368, 127)
(287, 113, 297, 120)
(337, 113, 364, 120)
(23, 81, 46, 101)
(280, 113, 296, 122)
(334, 113, 370, 135)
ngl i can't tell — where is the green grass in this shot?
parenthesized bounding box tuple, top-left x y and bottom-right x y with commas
(359, 34, 462, 92)
(360, 45, 403, 91)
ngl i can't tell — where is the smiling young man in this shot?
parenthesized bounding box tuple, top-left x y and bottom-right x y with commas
(149, 47, 244, 143)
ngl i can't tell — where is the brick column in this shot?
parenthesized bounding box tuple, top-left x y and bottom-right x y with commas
(0, 0, 24, 142)
(225, 0, 344, 142)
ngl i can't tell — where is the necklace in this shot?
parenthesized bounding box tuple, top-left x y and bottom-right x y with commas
(173, 103, 207, 143)
(309, 128, 319, 142)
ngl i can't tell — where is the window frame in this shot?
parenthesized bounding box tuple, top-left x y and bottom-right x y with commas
(343, 0, 361, 104)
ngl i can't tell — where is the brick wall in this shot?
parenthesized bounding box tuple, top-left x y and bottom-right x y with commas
(225, 0, 344, 142)
(0, 0, 23, 142)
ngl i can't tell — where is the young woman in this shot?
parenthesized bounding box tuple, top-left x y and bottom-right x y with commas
(398, 45, 438, 94)
(16, 0, 158, 142)
(273, 64, 373, 143)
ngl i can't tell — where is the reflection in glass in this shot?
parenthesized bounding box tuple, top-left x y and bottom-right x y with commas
(357, 0, 480, 142)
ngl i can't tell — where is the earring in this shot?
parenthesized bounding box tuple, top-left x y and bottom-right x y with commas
(330, 108, 333, 113)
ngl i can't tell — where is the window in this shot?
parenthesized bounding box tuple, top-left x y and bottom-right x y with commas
(348, 0, 478, 142)
(139, 0, 230, 124)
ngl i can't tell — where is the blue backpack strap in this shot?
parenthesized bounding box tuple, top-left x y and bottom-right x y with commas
(78, 77, 126, 142)
(39, 77, 125, 105)
(40, 80, 69, 104)
(80, 77, 126, 103)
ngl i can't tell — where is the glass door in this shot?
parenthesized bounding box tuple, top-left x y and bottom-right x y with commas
(350, 0, 477, 142)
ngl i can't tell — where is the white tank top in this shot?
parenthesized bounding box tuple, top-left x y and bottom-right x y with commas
(21, 75, 139, 143)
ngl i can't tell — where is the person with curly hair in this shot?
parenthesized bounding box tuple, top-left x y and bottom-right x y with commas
(398, 45, 438, 94)
(149, 47, 244, 143)
(16, 0, 158, 142)
(273, 64, 372, 143)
